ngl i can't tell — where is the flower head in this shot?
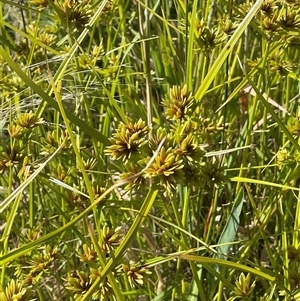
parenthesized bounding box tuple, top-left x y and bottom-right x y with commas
(162, 85, 195, 120)
(145, 146, 184, 193)
(0, 279, 33, 301)
(105, 118, 150, 163)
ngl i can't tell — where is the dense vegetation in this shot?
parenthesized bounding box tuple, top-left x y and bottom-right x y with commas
(1, 0, 300, 300)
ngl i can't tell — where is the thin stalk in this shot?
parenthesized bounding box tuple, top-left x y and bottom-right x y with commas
(293, 191, 300, 247)
(169, 191, 206, 301)
(235, 43, 269, 194)
(282, 197, 291, 292)
(88, 220, 125, 301)
(139, 0, 152, 128)
(204, 188, 219, 243)
(0, 166, 14, 286)
(29, 170, 34, 228)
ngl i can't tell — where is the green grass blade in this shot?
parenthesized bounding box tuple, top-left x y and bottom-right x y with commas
(194, 0, 264, 100)
(178, 254, 276, 282)
(0, 45, 110, 145)
(81, 186, 159, 300)
(0, 144, 63, 213)
(216, 187, 244, 259)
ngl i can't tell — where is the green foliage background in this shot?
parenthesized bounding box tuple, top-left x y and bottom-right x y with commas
(1, 0, 300, 300)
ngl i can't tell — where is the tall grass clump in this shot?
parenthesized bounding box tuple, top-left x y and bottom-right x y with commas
(1, 0, 300, 300)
